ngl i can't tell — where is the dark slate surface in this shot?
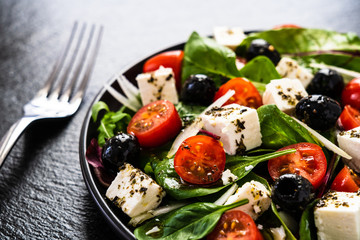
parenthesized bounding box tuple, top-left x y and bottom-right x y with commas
(0, 0, 359, 239)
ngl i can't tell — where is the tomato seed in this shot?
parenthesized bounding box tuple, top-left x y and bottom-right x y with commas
(223, 222, 228, 230)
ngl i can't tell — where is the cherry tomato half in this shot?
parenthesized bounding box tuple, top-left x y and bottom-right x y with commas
(127, 100, 182, 148)
(213, 77, 263, 108)
(338, 105, 360, 131)
(331, 166, 359, 192)
(143, 50, 184, 92)
(272, 24, 302, 29)
(174, 135, 226, 185)
(342, 77, 360, 110)
(268, 142, 327, 189)
(207, 210, 263, 240)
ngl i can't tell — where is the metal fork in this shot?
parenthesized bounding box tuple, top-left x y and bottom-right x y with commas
(0, 22, 103, 168)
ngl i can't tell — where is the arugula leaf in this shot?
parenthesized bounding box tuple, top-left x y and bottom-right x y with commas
(91, 102, 132, 146)
(257, 104, 322, 149)
(91, 101, 110, 122)
(134, 199, 248, 240)
(175, 102, 206, 126)
(182, 31, 241, 86)
(299, 200, 319, 240)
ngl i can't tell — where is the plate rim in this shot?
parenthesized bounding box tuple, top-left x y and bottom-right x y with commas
(79, 42, 185, 238)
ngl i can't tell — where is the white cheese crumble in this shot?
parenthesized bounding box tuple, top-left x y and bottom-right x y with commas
(225, 180, 271, 220)
(221, 169, 238, 185)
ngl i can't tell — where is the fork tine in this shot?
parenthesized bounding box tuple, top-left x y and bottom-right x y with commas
(60, 24, 96, 102)
(50, 23, 87, 100)
(35, 22, 78, 99)
(70, 25, 104, 104)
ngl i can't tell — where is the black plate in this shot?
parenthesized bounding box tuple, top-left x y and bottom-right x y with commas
(79, 42, 185, 239)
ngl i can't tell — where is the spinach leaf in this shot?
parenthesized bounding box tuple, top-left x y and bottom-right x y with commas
(181, 32, 281, 94)
(238, 56, 281, 84)
(299, 199, 319, 240)
(226, 149, 296, 179)
(239, 28, 360, 55)
(182, 31, 241, 86)
(257, 104, 322, 149)
(154, 157, 228, 200)
(238, 28, 360, 72)
(154, 149, 294, 200)
(134, 199, 248, 240)
(91, 102, 132, 146)
(297, 53, 360, 74)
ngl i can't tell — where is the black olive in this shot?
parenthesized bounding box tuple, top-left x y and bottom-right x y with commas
(272, 174, 313, 213)
(246, 39, 281, 66)
(306, 68, 344, 99)
(101, 132, 140, 173)
(295, 95, 341, 131)
(180, 74, 216, 106)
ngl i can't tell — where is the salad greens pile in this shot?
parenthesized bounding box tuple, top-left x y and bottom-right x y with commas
(88, 27, 360, 240)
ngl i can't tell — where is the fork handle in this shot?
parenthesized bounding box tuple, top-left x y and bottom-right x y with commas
(0, 117, 35, 168)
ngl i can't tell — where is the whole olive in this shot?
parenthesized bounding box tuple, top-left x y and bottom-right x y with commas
(246, 39, 281, 66)
(180, 74, 216, 106)
(306, 68, 344, 99)
(272, 174, 314, 213)
(295, 95, 341, 131)
(101, 132, 140, 173)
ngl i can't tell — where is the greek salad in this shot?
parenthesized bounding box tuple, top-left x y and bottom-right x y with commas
(85, 25, 360, 240)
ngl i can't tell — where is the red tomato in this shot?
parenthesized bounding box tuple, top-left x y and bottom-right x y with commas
(174, 135, 226, 185)
(143, 50, 184, 92)
(338, 105, 360, 130)
(207, 210, 263, 240)
(342, 77, 360, 110)
(331, 166, 359, 192)
(272, 24, 302, 29)
(213, 77, 263, 108)
(268, 142, 327, 189)
(127, 100, 182, 148)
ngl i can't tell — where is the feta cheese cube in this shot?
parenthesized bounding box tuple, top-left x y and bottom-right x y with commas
(225, 180, 271, 220)
(262, 78, 308, 114)
(213, 26, 246, 50)
(337, 126, 360, 172)
(202, 104, 262, 155)
(314, 191, 360, 240)
(136, 66, 178, 105)
(106, 163, 166, 218)
(276, 57, 314, 88)
(221, 169, 238, 185)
